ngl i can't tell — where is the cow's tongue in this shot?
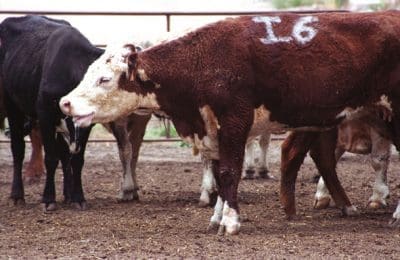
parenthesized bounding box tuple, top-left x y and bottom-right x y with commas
(73, 112, 94, 127)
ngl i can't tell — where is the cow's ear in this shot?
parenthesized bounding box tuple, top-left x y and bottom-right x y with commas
(127, 52, 138, 81)
(123, 44, 138, 81)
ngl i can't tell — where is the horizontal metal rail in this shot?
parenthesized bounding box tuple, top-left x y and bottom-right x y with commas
(0, 136, 286, 144)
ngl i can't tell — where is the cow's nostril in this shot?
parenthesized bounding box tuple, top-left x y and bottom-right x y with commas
(60, 99, 71, 113)
(62, 100, 71, 108)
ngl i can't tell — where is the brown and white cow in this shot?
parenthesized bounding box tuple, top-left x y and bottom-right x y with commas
(60, 11, 400, 234)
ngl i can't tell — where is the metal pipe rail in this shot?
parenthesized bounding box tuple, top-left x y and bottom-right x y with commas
(0, 10, 347, 32)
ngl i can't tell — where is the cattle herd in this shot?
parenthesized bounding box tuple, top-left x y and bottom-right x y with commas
(1, 11, 400, 236)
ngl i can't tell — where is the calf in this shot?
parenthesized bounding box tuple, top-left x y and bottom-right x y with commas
(61, 11, 400, 234)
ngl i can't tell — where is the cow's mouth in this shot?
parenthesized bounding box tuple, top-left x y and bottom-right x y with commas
(134, 107, 153, 116)
(73, 112, 95, 127)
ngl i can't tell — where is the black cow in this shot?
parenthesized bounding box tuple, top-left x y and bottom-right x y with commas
(0, 15, 103, 210)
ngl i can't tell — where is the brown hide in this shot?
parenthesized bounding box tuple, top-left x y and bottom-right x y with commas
(128, 11, 400, 139)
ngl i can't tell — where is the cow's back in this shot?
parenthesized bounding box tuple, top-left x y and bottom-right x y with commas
(246, 11, 400, 127)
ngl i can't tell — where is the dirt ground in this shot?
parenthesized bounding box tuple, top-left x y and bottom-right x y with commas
(1, 136, 400, 259)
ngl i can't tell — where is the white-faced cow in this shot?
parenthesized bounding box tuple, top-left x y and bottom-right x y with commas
(60, 11, 400, 234)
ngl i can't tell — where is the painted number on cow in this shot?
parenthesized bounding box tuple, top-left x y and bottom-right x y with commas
(253, 16, 318, 45)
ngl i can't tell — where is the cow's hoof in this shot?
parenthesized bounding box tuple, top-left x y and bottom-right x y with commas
(117, 190, 139, 202)
(24, 175, 42, 185)
(258, 170, 275, 180)
(198, 200, 209, 208)
(43, 203, 57, 212)
(242, 170, 255, 179)
(389, 218, 400, 228)
(314, 197, 331, 209)
(11, 198, 25, 207)
(342, 205, 359, 216)
(72, 202, 87, 211)
(207, 221, 220, 233)
(368, 200, 386, 210)
(217, 223, 240, 235)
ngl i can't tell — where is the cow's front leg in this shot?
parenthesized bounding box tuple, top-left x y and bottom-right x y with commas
(280, 132, 315, 218)
(69, 126, 92, 210)
(110, 121, 137, 202)
(212, 109, 252, 235)
(368, 133, 391, 209)
(310, 129, 357, 216)
(38, 118, 59, 212)
(314, 147, 345, 209)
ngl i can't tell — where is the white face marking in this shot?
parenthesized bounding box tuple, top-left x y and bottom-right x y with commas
(253, 15, 318, 45)
(60, 44, 160, 127)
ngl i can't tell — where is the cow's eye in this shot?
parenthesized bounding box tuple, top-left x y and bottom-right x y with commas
(98, 77, 111, 85)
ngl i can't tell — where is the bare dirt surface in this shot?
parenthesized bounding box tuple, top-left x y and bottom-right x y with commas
(1, 136, 400, 259)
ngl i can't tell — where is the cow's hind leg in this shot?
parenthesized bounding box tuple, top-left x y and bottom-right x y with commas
(199, 155, 218, 207)
(243, 138, 257, 179)
(5, 95, 26, 205)
(24, 126, 45, 184)
(309, 129, 357, 216)
(280, 132, 315, 219)
(368, 131, 390, 209)
(258, 132, 274, 179)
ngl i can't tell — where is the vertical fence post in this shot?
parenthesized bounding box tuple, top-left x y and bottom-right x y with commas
(165, 13, 172, 138)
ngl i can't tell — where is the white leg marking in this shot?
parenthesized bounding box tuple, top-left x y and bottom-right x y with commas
(314, 177, 331, 209)
(392, 200, 400, 220)
(220, 202, 241, 235)
(199, 156, 217, 206)
(243, 138, 257, 178)
(210, 196, 224, 227)
(368, 136, 390, 209)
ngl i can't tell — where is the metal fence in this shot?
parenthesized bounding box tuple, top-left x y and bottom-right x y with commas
(0, 9, 344, 143)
